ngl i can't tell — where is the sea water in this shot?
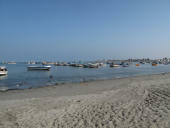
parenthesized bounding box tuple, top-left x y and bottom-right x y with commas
(0, 63, 170, 90)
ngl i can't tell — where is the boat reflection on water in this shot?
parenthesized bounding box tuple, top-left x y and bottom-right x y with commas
(0, 75, 8, 80)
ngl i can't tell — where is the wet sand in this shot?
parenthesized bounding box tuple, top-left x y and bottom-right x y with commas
(0, 73, 170, 128)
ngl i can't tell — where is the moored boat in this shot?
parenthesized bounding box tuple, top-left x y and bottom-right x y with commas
(152, 63, 158, 66)
(75, 64, 84, 67)
(27, 65, 51, 70)
(140, 61, 146, 64)
(83, 64, 89, 68)
(7, 62, 16, 64)
(152, 61, 158, 66)
(110, 63, 120, 67)
(122, 64, 129, 67)
(88, 63, 99, 68)
(136, 64, 140, 66)
(0, 66, 8, 75)
(122, 62, 129, 67)
(54, 63, 63, 66)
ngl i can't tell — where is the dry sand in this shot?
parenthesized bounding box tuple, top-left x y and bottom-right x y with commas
(0, 73, 170, 128)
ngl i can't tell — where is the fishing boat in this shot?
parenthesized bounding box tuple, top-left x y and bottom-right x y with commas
(69, 63, 77, 67)
(120, 61, 129, 67)
(110, 63, 120, 67)
(136, 64, 140, 66)
(122, 63, 129, 67)
(54, 63, 62, 66)
(0, 66, 8, 75)
(152, 63, 158, 66)
(151, 61, 158, 66)
(8, 62, 16, 64)
(83, 64, 89, 68)
(88, 63, 99, 68)
(63, 63, 69, 66)
(27, 65, 51, 71)
(28, 61, 36, 65)
(140, 61, 146, 64)
(75, 64, 84, 67)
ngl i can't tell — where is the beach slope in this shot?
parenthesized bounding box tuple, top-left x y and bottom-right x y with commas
(0, 73, 170, 128)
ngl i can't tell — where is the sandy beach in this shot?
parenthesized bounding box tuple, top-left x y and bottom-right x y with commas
(0, 73, 170, 128)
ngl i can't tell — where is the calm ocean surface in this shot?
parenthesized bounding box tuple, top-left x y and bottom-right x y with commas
(0, 63, 170, 90)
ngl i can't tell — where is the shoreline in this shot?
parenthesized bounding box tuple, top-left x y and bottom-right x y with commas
(0, 71, 169, 101)
(0, 72, 170, 127)
(0, 71, 168, 92)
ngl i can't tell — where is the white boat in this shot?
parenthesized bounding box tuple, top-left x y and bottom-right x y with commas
(121, 62, 129, 67)
(110, 63, 120, 67)
(28, 61, 36, 64)
(27, 65, 51, 70)
(7, 61, 16, 64)
(122, 64, 129, 67)
(88, 63, 99, 68)
(0, 66, 8, 75)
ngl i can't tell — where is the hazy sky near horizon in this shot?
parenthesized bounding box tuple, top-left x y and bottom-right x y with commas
(0, 0, 170, 61)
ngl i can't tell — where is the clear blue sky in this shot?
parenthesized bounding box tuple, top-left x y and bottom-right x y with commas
(0, 0, 170, 61)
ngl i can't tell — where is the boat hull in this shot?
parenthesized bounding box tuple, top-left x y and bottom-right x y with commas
(27, 66, 51, 71)
(122, 65, 129, 67)
(136, 64, 140, 66)
(110, 64, 120, 67)
(152, 64, 157, 66)
(0, 71, 8, 76)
